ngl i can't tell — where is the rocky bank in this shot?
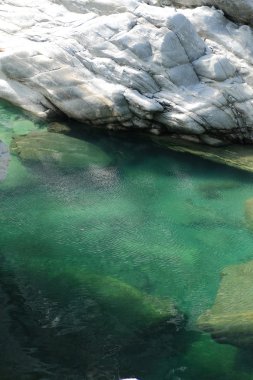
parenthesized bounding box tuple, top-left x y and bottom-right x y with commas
(1, 0, 253, 145)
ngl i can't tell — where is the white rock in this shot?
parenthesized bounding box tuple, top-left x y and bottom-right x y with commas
(159, 0, 253, 26)
(193, 54, 236, 81)
(0, 0, 253, 143)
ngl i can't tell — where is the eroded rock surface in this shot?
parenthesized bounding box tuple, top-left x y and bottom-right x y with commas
(198, 260, 253, 348)
(1, 0, 253, 143)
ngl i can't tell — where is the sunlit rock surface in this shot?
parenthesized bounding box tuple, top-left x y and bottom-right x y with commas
(153, 0, 253, 26)
(198, 260, 253, 348)
(1, 0, 253, 143)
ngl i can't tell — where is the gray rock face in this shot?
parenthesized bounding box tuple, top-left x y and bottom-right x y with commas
(1, 0, 253, 143)
(0, 141, 9, 182)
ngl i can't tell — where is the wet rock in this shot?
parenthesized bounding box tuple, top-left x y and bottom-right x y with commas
(198, 260, 253, 348)
(10, 131, 111, 168)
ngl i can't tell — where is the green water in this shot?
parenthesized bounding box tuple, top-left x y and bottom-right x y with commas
(1, 101, 253, 379)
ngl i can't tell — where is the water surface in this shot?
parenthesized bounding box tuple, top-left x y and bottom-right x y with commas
(1, 101, 253, 379)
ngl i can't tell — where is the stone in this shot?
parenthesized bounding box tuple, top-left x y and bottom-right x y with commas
(198, 260, 253, 348)
(10, 131, 111, 168)
(193, 54, 236, 81)
(161, 0, 253, 27)
(23, 251, 185, 360)
(47, 122, 71, 134)
(0, 0, 253, 143)
(152, 135, 253, 172)
(245, 198, 253, 232)
(0, 140, 10, 182)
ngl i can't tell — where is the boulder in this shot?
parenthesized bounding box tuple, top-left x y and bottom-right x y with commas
(13, 258, 185, 378)
(0, 140, 10, 182)
(1, 1, 253, 143)
(198, 260, 253, 348)
(158, 0, 253, 26)
(245, 198, 253, 231)
(153, 135, 253, 172)
(10, 131, 111, 168)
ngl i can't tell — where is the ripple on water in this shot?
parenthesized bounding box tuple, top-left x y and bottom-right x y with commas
(1, 101, 253, 379)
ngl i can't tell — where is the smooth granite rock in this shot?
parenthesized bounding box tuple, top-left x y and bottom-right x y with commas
(1, 1, 253, 143)
(154, 0, 253, 26)
(198, 260, 253, 348)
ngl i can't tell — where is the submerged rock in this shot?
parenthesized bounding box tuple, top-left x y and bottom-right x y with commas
(198, 260, 253, 348)
(7, 260, 185, 378)
(0, 140, 10, 182)
(10, 131, 111, 168)
(1, 1, 253, 143)
(153, 136, 253, 172)
(197, 181, 240, 200)
(23, 263, 183, 335)
(47, 122, 71, 134)
(245, 198, 253, 232)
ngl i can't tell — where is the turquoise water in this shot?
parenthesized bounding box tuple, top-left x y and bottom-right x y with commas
(1, 101, 253, 379)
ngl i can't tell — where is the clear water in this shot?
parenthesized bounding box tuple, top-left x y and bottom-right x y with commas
(1, 101, 253, 379)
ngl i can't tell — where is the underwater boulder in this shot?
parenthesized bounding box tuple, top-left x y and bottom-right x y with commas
(198, 260, 253, 348)
(12, 259, 186, 378)
(10, 131, 111, 168)
(47, 122, 71, 134)
(0, 140, 10, 182)
(153, 136, 253, 173)
(245, 198, 253, 232)
(26, 265, 183, 335)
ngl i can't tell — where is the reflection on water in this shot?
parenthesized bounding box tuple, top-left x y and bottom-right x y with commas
(1, 101, 253, 379)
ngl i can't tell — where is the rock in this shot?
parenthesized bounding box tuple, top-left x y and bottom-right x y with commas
(0, 141, 10, 182)
(192, 54, 236, 81)
(10, 131, 111, 168)
(152, 135, 253, 172)
(182, 335, 240, 379)
(47, 122, 71, 134)
(1, 1, 253, 143)
(198, 260, 253, 348)
(49, 270, 181, 331)
(18, 258, 185, 377)
(160, 0, 253, 27)
(245, 198, 253, 231)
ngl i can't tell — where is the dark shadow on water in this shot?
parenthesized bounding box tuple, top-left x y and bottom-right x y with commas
(0, 251, 197, 380)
